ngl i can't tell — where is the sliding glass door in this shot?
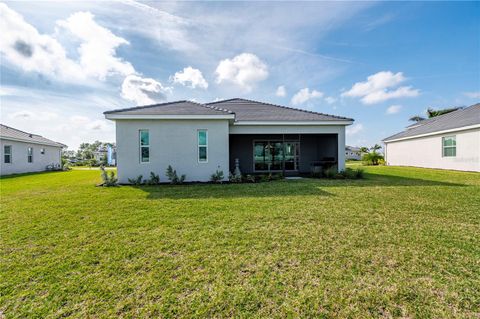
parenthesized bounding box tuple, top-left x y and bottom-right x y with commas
(253, 141, 299, 172)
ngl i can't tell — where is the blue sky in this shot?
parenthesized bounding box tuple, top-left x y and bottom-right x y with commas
(1, 1, 479, 149)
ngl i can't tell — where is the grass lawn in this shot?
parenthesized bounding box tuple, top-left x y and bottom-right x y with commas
(1, 166, 479, 318)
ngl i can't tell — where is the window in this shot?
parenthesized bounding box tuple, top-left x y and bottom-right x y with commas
(442, 136, 456, 157)
(4, 145, 12, 163)
(40, 148, 45, 155)
(198, 130, 208, 162)
(27, 147, 33, 163)
(253, 140, 299, 172)
(139, 130, 149, 163)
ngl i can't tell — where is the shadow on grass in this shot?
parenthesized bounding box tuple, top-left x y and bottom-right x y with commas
(132, 172, 466, 200)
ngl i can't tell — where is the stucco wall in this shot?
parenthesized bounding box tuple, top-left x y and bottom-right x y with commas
(115, 119, 230, 183)
(385, 128, 480, 172)
(229, 125, 346, 171)
(0, 139, 62, 175)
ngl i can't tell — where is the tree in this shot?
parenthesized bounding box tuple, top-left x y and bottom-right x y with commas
(360, 147, 369, 154)
(370, 144, 382, 153)
(409, 115, 426, 122)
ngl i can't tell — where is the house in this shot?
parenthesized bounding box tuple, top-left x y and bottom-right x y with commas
(0, 124, 66, 175)
(104, 98, 354, 183)
(345, 146, 362, 160)
(383, 103, 480, 172)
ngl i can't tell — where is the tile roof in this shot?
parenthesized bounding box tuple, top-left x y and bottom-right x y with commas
(383, 103, 480, 142)
(207, 98, 353, 122)
(104, 98, 353, 122)
(103, 100, 232, 116)
(0, 124, 66, 147)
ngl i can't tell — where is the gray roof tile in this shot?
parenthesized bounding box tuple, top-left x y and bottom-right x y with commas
(383, 103, 480, 142)
(207, 98, 353, 122)
(104, 100, 232, 116)
(0, 124, 66, 147)
(104, 98, 353, 122)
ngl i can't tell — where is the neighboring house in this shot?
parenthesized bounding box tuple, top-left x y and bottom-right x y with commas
(104, 98, 354, 183)
(345, 146, 362, 160)
(383, 103, 480, 172)
(0, 124, 66, 175)
(93, 146, 108, 163)
(107, 144, 116, 166)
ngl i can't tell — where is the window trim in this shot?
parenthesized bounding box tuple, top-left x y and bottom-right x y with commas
(4, 145, 12, 164)
(40, 148, 45, 155)
(197, 129, 208, 163)
(27, 147, 33, 163)
(442, 135, 456, 157)
(139, 129, 150, 163)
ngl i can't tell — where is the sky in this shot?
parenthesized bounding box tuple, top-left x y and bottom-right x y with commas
(0, 1, 479, 150)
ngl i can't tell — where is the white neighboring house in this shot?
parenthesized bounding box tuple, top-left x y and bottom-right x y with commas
(0, 124, 66, 175)
(383, 103, 480, 172)
(345, 146, 362, 160)
(104, 98, 354, 183)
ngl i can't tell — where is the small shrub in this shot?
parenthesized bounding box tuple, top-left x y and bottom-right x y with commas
(355, 168, 364, 179)
(229, 172, 242, 183)
(62, 162, 72, 171)
(128, 175, 143, 185)
(166, 165, 186, 184)
(100, 166, 117, 186)
(146, 172, 160, 185)
(324, 166, 338, 179)
(244, 175, 256, 183)
(362, 152, 384, 166)
(210, 170, 224, 183)
(259, 174, 270, 183)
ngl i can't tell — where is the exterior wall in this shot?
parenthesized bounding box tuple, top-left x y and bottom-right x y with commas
(115, 119, 230, 183)
(229, 125, 347, 172)
(0, 139, 62, 175)
(345, 150, 362, 160)
(385, 128, 480, 172)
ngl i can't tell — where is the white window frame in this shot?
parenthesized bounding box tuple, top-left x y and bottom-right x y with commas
(442, 135, 456, 157)
(139, 129, 150, 163)
(198, 129, 208, 163)
(27, 147, 33, 163)
(4, 145, 12, 164)
(40, 148, 45, 155)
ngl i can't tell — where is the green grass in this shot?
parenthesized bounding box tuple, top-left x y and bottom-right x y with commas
(1, 166, 479, 318)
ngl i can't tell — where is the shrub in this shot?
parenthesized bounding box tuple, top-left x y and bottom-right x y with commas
(244, 175, 256, 183)
(166, 165, 186, 184)
(100, 166, 117, 187)
(210, 170, 224, 183)
(362, 152, 384, 166)
(229, 172, 242, 183)
(324, 166, 338, 179)
(128, 175, 143, 186)
(62, 162, 72, 171)
(146, 172, 160, 185)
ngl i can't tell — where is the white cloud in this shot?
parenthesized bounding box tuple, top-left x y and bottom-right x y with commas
(464, 91, 480, 99)
(386, 104, 402, 114)
(276, 85, 287, 97)
(346, 123, 364, 136)
(171, 66, 208, 89)
(56, 11, 135, 80)
(342, 71, 419, 104)
(0, 3, 84, 81)
(325, 96, 337, 104)
(8, 110, 58, 120)
(291, 88, 324, 106)
(215, 53, 268, 92)
(121, 74, 172, 105)
(0, 3, 135, 83)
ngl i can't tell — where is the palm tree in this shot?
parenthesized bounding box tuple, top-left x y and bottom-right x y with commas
(370, 144, 382, 153)
(359, 147, 369, 154)
(410, 107, 461, 122)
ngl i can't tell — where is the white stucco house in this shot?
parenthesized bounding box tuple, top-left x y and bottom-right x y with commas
(345, 146, 362, 160)
(104, 98, 354, 183)
(0, 124, 66, 175)
(383, 103, 480, 172)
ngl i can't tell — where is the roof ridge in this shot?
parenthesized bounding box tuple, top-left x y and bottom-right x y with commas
(206, 98, 353, 121)
(186, 99, 233, 114)
(104, 100, 193, 115)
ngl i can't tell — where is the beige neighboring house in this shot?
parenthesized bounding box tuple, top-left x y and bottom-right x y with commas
(0, 124, 66, 175)
(383, 103, 480, 172)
